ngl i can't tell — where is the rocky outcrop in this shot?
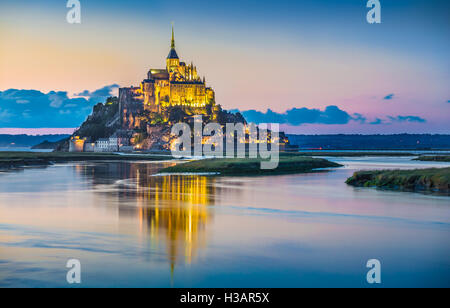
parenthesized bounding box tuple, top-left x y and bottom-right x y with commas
(73, 98, 120, 141)
(140, 125, 174, 151)
(64, 95, 292, 152)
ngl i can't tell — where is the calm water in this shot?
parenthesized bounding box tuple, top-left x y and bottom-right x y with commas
(0, 157, 449, 287)
(0, 147, 53, 152)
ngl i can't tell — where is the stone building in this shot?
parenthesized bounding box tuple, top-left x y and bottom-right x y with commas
(69, 136, 86, 152)
(94, 137, 119, 152)
(84, 142, 95, 152)
(119, 26, 216, 129)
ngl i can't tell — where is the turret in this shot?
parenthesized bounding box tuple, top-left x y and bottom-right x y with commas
(193, 66, 198, 80)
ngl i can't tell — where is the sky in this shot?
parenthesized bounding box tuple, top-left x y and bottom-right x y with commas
(0, 0, 449, 135)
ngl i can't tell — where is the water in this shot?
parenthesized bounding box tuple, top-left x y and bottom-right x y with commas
(301, 150, 450, 155)
(0, 157, 448, 287)
(0, 147, 53, 152)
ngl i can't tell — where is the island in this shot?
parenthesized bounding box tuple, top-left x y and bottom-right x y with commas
(413, 155, 450, 162)
(346, 167, 450, 193)
(158, 155, 342, 176)
(31, 139, 68, 150)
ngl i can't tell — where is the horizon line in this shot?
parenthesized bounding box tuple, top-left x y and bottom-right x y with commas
(0, 128, 76, 136)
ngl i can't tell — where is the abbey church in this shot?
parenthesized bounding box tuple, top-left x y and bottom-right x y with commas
(70, 26, 292, 152)
(119, 27, 216, 129)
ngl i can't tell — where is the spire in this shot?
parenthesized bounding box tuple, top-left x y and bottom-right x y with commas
(167, 23, 179, 60)
(171, 24, 175, 49)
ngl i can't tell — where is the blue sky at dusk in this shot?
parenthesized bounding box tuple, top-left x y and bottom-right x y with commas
(0, 0, 449, 134)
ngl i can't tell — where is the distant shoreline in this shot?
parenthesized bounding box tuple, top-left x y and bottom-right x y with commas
(414, 155, 450, 162)
(2, 151, 450, 179)
(0, 152, 174, 171)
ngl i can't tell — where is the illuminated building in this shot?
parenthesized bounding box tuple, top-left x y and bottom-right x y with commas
(69, 136, 86, 152)
(119, 26, 216, 129)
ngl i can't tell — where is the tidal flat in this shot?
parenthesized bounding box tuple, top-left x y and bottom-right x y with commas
(0, 156, 448, 287)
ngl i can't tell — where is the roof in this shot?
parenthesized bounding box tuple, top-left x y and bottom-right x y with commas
(147, 69, 170, 81)
(167, 48, 179, 59)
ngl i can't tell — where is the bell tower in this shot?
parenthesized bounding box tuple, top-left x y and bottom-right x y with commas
(166, 25, 180, 73)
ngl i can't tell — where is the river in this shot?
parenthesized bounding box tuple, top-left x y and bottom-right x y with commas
(0, 156, 448, 287)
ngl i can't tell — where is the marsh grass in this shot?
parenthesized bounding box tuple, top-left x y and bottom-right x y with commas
(346, 167, 450, 193)
(159, 156, 342, 176)
(414, 155, 450, 162)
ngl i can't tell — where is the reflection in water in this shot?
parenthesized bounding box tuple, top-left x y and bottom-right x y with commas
(1, 157, 448, 287)
(75, 162, 216, 277)
(136, 175, 214, 278)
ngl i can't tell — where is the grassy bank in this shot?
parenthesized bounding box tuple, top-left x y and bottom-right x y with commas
(0, 151, 173, 170)
(346, 167, 450, 193)
(413, 155, 450, 162)
(159, 156, 342, 176)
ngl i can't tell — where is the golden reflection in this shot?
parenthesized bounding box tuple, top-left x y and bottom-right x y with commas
(136, 174, 214, 271)
(75, 162, 216, 280)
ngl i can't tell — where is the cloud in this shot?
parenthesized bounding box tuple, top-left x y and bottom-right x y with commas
(0, 108, 14, 122)
(383, 94, 395, 100)
(233, 106, 426, 127)
(350, 113, 366, 124)
(48, 91, 68, 108)
(64, 103, 78, 108)
(1, 86, 428, 130)
(369, 115, 426, 125)
(0, 84, 122, 128)
(75, 84, 119, 103)
(369, 118, 384, 125)
(388, 115, 426, 123)
(0, 88, 108, 128)
(233, 106, 362, 126)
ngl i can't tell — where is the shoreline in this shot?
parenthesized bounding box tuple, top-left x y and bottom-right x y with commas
(0, 152, 174, 171)
(2, 151, 449, 180)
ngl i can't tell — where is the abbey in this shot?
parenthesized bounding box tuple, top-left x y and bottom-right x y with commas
(69, 27, 294, 153)
(119, 27, 216, 129)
